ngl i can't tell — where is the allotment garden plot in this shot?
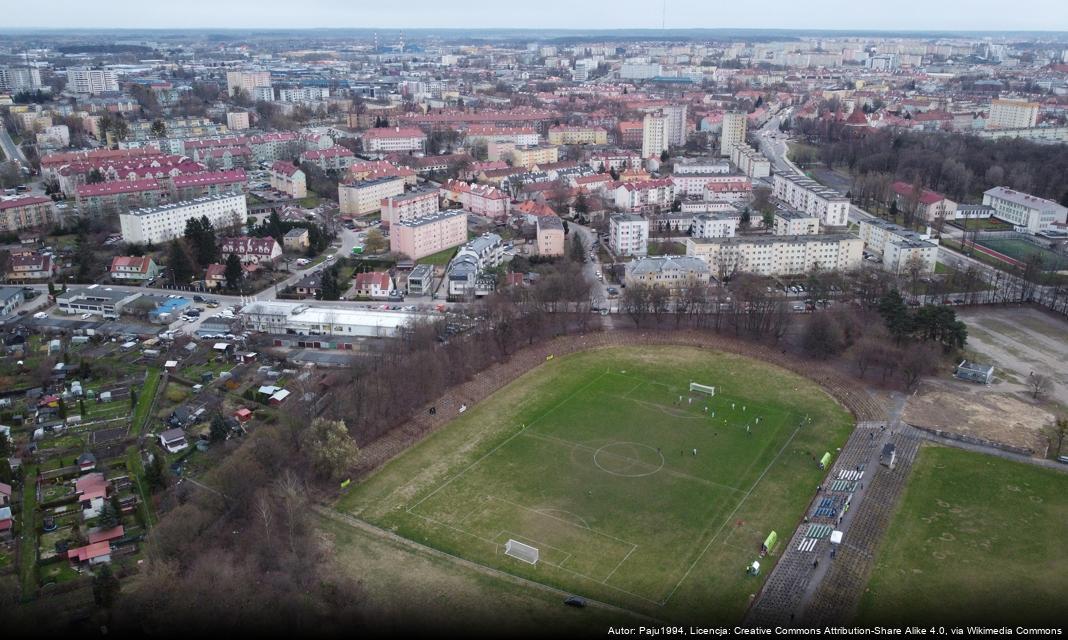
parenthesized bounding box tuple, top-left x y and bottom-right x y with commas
(342, 347, 853, 618)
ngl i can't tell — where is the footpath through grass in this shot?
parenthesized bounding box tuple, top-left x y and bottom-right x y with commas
(18, 464, 38, 600)
(858, 445, 1068, 625)
(339, 345, 853, 622)
(131, 368, 162, 436)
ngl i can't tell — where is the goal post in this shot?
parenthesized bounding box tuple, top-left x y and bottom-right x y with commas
(689, 382, 715, 397)
(504, 539, 540, 565)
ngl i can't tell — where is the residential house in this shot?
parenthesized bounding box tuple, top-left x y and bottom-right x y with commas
(6, 252, 55, 282)
(159, 427, 189, 453)
(220, 236, 282, 264)
(109, 255, 160, 281)
(353, 271, 394, 299)
(283, 228, 310, 251)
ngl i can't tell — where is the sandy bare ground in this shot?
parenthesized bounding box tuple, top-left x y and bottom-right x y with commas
(957, 306, 1068, 406)
(903, 378, 1055, 453)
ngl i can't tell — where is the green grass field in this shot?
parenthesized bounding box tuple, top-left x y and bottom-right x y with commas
(338, 346, 853, 621)
(858, 445, 1068, 625)
(976, 237, 1068, 270)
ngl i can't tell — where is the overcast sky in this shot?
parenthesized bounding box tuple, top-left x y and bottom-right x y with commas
(6, 0, 1068, 32)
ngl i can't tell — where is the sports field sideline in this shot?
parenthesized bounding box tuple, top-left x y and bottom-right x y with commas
(338, 346, 854, 620)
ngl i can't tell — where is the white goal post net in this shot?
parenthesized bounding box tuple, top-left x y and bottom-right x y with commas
(504, 539, 540, 565)
(689, 382, 715, 397)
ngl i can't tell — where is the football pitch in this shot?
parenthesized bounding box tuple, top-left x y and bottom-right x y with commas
(857, 445, 1068, 625)
(339, 346, 853, 620)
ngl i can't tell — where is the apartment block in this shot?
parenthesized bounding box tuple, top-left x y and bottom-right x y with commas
(686, 234, 863, 278)
(269, 162, 307, 199)
(729, 143, 771, 178)
(988, 99, 1039, 130)
(118, 194, 247, 245)
(65, 67, 118, 94)
(773, 210, 820, 236)
(858, 219, 939, 274)
(692, 213, 739, 238)
(642, 111, 668, 159)
(226, 70, 272, 98)
(381, 189, 440, 226)
(772, 173, 850, 227)
(0, 196, 59, 233)
(609, 213, 649, 257)
(389, 210, 468, 261)
(338, 177, 405, 216)
(547, 125, 608, 146)
(720, 111, 747, 157)
(361, 127, 427, 154)
(536, 215, 565, 257)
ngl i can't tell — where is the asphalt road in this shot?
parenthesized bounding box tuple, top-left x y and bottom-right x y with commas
(0, 128, 29, 168)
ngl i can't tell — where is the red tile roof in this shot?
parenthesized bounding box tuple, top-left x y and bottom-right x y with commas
(69, 541, 111, 562)
(0, 195, 52, 210)
(171, 169, 246, 189)
(76, 178, 163, 198)
(88, 525, 124, 545)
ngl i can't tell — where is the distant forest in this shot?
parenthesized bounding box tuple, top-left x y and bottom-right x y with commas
(798, 123, 1068, 204)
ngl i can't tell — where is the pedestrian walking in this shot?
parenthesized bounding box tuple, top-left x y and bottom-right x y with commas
(813, 559, 819, 569)
(692, 448, 697, 456)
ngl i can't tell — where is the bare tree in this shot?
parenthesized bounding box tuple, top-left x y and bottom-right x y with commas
(1029, 373, 1053, 400)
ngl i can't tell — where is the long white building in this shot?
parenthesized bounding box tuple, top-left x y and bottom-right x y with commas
(119, 194, 247, 245)
(240, 301, 414, 338)
(772, 173, 850, 227)
(686, 234, 863, 279)
(982, 187, 1068, 234)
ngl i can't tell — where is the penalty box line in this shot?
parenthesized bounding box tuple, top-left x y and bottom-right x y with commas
(406, 370, 613, 515)
(658, 423, 805, 607)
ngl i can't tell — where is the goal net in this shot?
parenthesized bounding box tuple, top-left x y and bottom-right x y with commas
(689, 382, 715, 397)
(504, 539, 540, 565)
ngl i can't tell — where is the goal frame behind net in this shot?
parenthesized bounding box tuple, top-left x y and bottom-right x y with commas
(689, 382, 716, 397)
(504, 539, 540, 565)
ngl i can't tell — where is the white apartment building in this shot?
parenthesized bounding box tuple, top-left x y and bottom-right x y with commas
(642, 112, 668, 159)
(0, 66, 42, 93)
(720, 112, 747, 157)
(858, 219, 939, 274)
(988, 99, 1039, 130)
(730, 143, 771, 178)
(982, 186, 1068, 234)
(663, 104, 688, 147)
(774, 210, 820, 236)
(338, 177, 406, 216)
(226, 111, 250, 130)
(686, 234, 863, 279)
(277, 87, 330, 102)
(361, 127, 427, 154)
(673, 157, 731, 175)
(772, 173, 850, 227)
(66, 68, 118, 94)
(119, 194, 247, 245)
(609, 213, 649, 257)
(226, 70, 272, 98)
(692, 213, 739, 238)
(620, 60, 662, 80)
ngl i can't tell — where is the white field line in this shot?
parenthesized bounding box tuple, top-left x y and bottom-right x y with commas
(659, 424, 804, 606)
(406, 370, 611, 514)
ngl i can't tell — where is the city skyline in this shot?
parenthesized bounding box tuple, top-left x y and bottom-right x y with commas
(4, 0, 1068, 33)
